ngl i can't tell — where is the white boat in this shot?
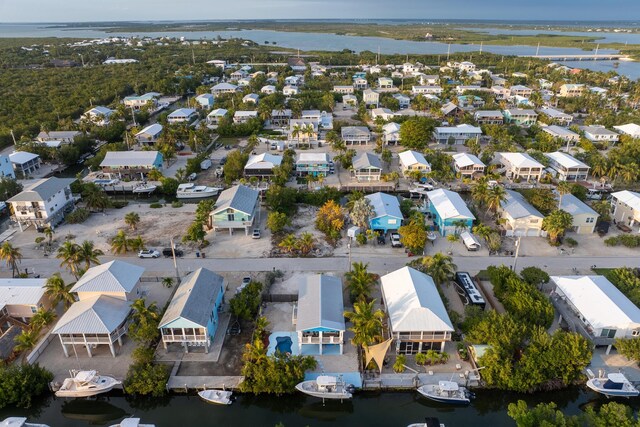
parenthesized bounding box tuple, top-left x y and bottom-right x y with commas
(295, 375, 354, 400)
(417, 381, 473, 405)
(0, 418, 49, 427)
(132, 183, 157, 194)
(109, 418, 155, 427)
(198, 389, 234, 405)
(586, 372, 639, 398)
(176, 183, 221, 199)
(407, 417, 445, 427)
(55, 370, 121, 398)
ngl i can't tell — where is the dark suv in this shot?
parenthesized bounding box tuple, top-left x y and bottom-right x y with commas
(162, 247, 184, 258)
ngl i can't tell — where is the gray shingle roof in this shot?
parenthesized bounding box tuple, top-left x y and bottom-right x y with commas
(52, 295, 131, 335)
(7, 177, 74, 202)
(70, 260, 144, 294)
(352, 152, 382, 170)
(212, 185, 259, 216)
(159, 268, 224, 329)
(296, 275, 345, 332)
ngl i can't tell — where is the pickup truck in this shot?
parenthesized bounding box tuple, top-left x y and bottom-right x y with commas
(390, 233, 402, 248)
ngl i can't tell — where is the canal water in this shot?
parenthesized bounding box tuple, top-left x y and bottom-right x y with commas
(0, 387, 638, 427)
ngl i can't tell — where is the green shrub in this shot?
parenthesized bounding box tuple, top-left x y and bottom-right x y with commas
(356, 232, 367, 245)
(66, 208, 90, 224)
(393, 354, 407, 373)
(123, 362, 170, 397)
(604, 235, 640, 248)
(565, 237, 578, 248)
(171, 201, 183, 208)
(112, 201, 129, 209)
(149, 203, 163, 209)
(0, 364, 53, 409)
(230, 281, 263, 321)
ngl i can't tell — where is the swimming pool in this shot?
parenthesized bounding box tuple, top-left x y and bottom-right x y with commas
(267, 331, 299, 356)
(275, 336, 292, 354)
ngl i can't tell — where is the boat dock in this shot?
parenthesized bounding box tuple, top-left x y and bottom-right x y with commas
(166, 372, 243, 392)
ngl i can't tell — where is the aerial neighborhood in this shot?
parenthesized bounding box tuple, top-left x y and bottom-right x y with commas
(2, 30, 640, 424)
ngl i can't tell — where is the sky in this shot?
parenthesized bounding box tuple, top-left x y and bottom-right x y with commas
(0, 0, 639, 23)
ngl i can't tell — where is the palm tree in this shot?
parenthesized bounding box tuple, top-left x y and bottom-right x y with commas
(14, 329, 39, 362)
(278, 234, 297, 254)
(619, 163, 638, 184)
(452, 219, 468, 235)
(82, 184, 111, 212)
(542, 209, 573, 243)
(486, 185, 507, 213)
(556, 181, 573, 208)
(345, 262, 377, 302)
(124, 212, 141, 231)
(45, 273, 76, 308)
(162, 277, 174, 289)
(344, 300, 385, 348)
(470, 177, 490, 207)
(0, 242, 22, 278)
(296, 232, 315, 256)
(56, 240, 81, 278)
(472, 223, 493, 242)
(76, 240, 103, 270)
(345, 191, 365, 211)
(110, 230, 130, 254)
(43, 227, 54, 249)
(128, 236, 145, 252)
(420, 252, 457, 286)
(30, 308, 56, 331)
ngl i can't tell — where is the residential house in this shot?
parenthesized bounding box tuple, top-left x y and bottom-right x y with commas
(159, 268, 225, 353)
(206, 109, 228, 126)
(392, 93, 411, 109)
(580, 126, 619, 144)
(411, 86, 443, 96)
(233, 110, 259, 124)
(301, 110, 333, 130)
(242, 93, 259, 105)
(542, 125, 580, 144)
(284, 75, 302, 86)
(551, 275, 640, 347)
(457, 95, 485, 110)
(211, 82, 238, 95)
(123, 92, 159, 110)
(353, 77, 369, 90)
(167, 108, 197, 124)
(71, 260, 144, 302)
(210, 184, 260, 235)
(456, 85, 483, 95)
(100, 151, 163, 179)
(509, 85, 533, 97)
(378, 77, 394, 89)
(229, 69, 248, 81)
(270, 109, 292, 128)
(343, 94, 358, 107)
(451, 152, 485, 178)
(544, 151, 590, 181)
(283, 85, 299, 96)
(495, 152, 544, 182)
(7, 177, 75, 230)
(614, 123, 640, 139)
(538, 107, 573, 126)
(559, 84, 585, 98)
(0, 278, 49, 323)
(295, 153, 331, 177)
(610, 190, 640, 229)
(499, 190, 544, 237)
(433, 124, 482, 144)
(351, 152, 382, 182)
(457, 61, 476, 72)
(9, 152, 40, 176)
(195, 93, 215, 109)
(0, 156, 14, 179)
(287, 119, 319, 147)
(135, 123, 163, 144)
(295, 275, 345, 355)
(365, 192, 403, 233)
(491, 75, 507, 86)
(83, 107, 113, 126)
(260, 85, 276, 94)
(440, 102, 462, 119)
(244, 153, 282, 178)
(370, 108, 395, 121)
(474, 110, 504, 125)
(382, 122, 401, 145)
(36, 130, 80, 144)
(381, 266, 454, 354)
(426, 189, 475, 236)
(560, 194, 599, 234)
(363, 89, 380, 107)
(491, 86, 510, 100)
(288, 57, 306, 72)
(503, 109, 538, 126)
(419, 75, 439, 85)
(333, 85, 354, 94)
(398, 150, 430, 177)
(511, 95, 532, 106)
(342, 126, 371, 145)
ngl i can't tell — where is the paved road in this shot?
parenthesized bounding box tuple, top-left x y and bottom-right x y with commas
(14, 253, 640, 278)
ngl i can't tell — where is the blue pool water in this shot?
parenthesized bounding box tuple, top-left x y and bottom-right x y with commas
(275, 336, 293, 354)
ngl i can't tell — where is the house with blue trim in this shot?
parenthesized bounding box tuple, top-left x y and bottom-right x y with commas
(426, 189, 475, 236)
(365, 192, 403, 233)
(295, 275, 345, 355)
(159, 268, 225, 354)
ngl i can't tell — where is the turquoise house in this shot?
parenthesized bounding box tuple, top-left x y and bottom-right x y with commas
(364, 192, 403, 233)
(159, 268, 225, 353)
(426, 188, 475, 237)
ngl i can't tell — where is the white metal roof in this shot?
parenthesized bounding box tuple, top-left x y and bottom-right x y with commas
(539, 107, 572, 119)
(135, 124, 163, 137)
(168, 108, 196, 118)
(612, 190, 640, 212)
(71, 260, 144, 294)
(296, 275, 345, 332)
(426, 189, 475, 221)
(435, 124, 482, 134)
(208, 108, 228, 117)
(580, 126, 619, 137)
(0, 279, 46, 309)
(365, 192, 403, 220)
(613, 123, 640, 137)
(9, 151, 39, 165)
(498, 152, 544, 169)
(452, 152, 485, 168)
(100, 151, 161, 168)
(245, 153, 282, 170)
(543, 125, 579, 138)
(381, 267, 454, 333)
(398, 150, 430, 169)
(52, 295, 131, 335)
(544, 151, 589, 169)
(501, 190, 544, 219)
(296, 152, 330, 164)
(560, 193, 598, 217)
(552, 275, 640, 331)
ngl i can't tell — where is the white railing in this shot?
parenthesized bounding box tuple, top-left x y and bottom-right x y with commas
(162, 334, 207, 343)
(300, 335, 341, 344)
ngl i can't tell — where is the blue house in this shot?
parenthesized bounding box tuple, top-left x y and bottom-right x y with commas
(296, 275, 345, 355)
(195, 93, 215, 109)
(159, 268, 225, 353)
(365, 192, 403, 233)
(426, 188, 475, 236)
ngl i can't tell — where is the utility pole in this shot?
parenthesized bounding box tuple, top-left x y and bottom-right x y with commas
(512, 236, 522, 272)
(9, 130, 16, 145)
(170, 237, 180, 281)
(130, 105, 137, 126)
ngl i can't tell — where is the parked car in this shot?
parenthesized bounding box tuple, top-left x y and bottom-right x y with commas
(227, 318, 241, 335)
(236, 277, 251, 294)
(220, 156, 227, 165)
(162, 247, 184, 258)
(390, 233, 402, 247)
(252, 229, 261, 239)
(138, 249, 160, 258)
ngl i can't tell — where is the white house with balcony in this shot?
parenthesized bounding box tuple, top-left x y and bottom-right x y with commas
(83, 107, 114, 126)
(70, 260, 144, 302)
(452, 152, 485, 178)
(7, 177, 75, 231)
(393, 93, 411, 109)
(295, 275, 345, 355)
(167, 108, 197, 124)
(412, 85, 443, 96)
(433, 124, 482, 144)
(398, 150, 430, 177)
(495, 152, 544, 182)
(363, 89, 379, 107)
(538, 107, 573, 126)
(542, 125, 580, 144)
(382, 122, 401, 145)
(0, 278, 49, 323)
(610, 190, 640, 230)
(206, 108, 228, 126)
(9, 152, 40, 177)
(544, 151, 590, 181)
(381, 266, 454, 354)
(352, 152, 382, 182)
(614, 123, 640, 139)
(499, 190, 545, 237)
(210, 185, 260, 235)
(342, 126, 371, 145)
(579, 126, 619, 144)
